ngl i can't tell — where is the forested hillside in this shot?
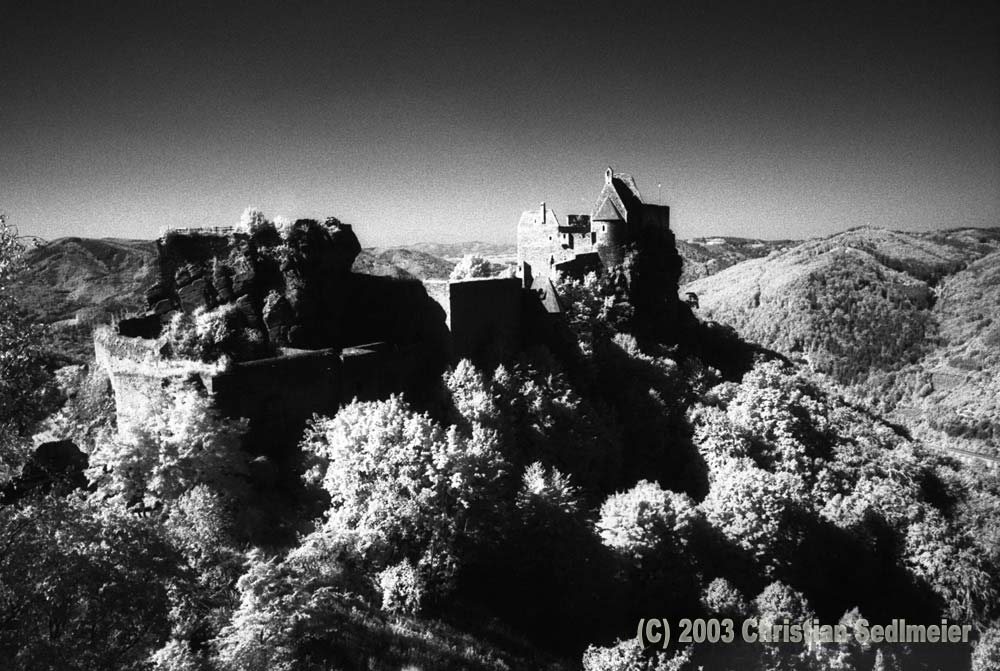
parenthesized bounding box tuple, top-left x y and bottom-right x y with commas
(685, 226, 1000, 458)
(677, 237, 794, 283)
(4, 214, 1000, 669)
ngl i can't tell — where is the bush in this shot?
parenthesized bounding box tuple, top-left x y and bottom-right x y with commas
(449, 254, 495, 280)
(378, 559, 426, 615)
(159, 304, 265, 362)
(582, 638, 692, 671)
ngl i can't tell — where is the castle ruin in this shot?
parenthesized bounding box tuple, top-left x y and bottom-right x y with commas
(97, 168, 681, 458)
(515, 167, 680, 327)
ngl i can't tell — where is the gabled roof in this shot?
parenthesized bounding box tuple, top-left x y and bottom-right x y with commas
(592, 193, 626, 222)
(591, 167, 643, 221)
(518, 205, 559, 227)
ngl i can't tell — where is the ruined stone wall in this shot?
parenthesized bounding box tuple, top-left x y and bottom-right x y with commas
(94, 326, 216, 443)
(449, 277, 523, 369)
(97, 324, 439, 458)
(97, 216, 452, 456)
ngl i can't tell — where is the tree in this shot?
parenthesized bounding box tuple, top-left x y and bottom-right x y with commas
(753, 582, 818, 671)
(0, 494, 180, 670)
(582, 638, 692, 671)
(972, 626, 1000, 671)
(903, 512, 996, 624)
(301, 395, 506, 602)
(553, 271, 632, 352)
(488, 354, 622, 495)
(86, 385, 249, 507)
(212, 537, 366, 671)
(725, 360, 834, 482)
(449, 254, 495, 280)
(700, 459, 807, 578)
(0, 214, 60, 484)
(701, 577, 750, 620)
(596, 480, 700, 565)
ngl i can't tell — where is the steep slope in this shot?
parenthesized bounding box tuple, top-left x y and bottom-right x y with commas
(677, 236, 795, 283)
(684, 226, 1000, 456)
(351, 250, 418, 280)
(16, 237, 158, 323)
(364, 247, 456, 279)
(879, 251, 1000, 451)
(686, 229, 943, 380)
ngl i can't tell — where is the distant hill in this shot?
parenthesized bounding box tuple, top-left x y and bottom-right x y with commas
(677, 237, 796, 283)
(14, 237, 462, 359)
(19, 227, 1000, 457)
(406, 241, 517, 262)
(356, 247, 456, 280)
(684, 225, 1000, 456)
(16, 237, 158, 324)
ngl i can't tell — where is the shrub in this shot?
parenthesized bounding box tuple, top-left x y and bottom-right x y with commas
(449, 254, 495, 280)
(160, 304, 263, 362)
(378, 559, 426, 615)
(582, 638, 692, 671)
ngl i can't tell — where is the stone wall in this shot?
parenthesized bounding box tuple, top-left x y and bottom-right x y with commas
(146, 219, 450, 368)
(449, 277, 523, 369)
(97, 325, 438, 459)
(97, 217, 452, 457)
(517, 205, 563, 285)
(94, 326, 217, 443)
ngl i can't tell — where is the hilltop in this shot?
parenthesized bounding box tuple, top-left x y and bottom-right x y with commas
(677, 236, 796, 283)
(685, 225, 1000, 456)
(15, 237, 158, 324)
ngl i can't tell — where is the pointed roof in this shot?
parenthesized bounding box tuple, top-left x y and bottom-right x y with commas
(593, 193, 626, 221)
(518, 204, 559, 227)
(591, 167, 643, 221)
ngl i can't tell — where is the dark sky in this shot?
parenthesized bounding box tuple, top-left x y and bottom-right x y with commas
(2, 0, 998, 245)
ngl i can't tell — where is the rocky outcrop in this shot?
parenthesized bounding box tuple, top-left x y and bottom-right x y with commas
(143, 218, 448, 366)
(97, 215, 452, 457)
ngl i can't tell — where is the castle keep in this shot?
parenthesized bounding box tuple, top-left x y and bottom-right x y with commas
(515, 167, 676, 319)
(518, 168, 671, 286)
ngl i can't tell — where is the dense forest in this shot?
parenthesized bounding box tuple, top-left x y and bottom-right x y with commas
(3, 215, 1000, 670)
(687, 227, 1000, 460)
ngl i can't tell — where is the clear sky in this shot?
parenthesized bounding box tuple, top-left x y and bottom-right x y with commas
(2, 0, 998, 246)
